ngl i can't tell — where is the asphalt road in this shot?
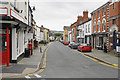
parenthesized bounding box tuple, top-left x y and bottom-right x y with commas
(36, 41, 118, 78)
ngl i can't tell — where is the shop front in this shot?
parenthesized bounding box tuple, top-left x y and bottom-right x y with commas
(85, 35, 91, 46)
(92, 33, 108, 50)
(0, 26, 10, 67)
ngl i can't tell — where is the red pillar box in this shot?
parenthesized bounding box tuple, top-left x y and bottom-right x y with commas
(28, 43, 32, 55)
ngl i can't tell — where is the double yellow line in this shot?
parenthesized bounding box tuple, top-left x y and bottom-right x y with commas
(8, 47, 49, 78)
(83, 54, 120, 69)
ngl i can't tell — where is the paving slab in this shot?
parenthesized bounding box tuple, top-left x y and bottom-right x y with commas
(1, 43, 50, 78)
(81, 49, 119, 65)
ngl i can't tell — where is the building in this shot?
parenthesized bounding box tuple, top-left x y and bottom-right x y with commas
(84, 19, 92, 45)
(71, 11, 89, 43)
(91, 1, 111, 50)
(63, 26, 70, 41)
(108, 0, 120, 52)
(77, 19, 92, 44)
(0, 0, 34, 66)
(71, 22, 77, 43)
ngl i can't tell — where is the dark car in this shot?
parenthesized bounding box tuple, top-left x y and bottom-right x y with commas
(68, 42, 75, 48)
(71, 43, 80, 49)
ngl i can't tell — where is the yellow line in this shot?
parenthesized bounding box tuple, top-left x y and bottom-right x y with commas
(83, 54, 120, 69)
(8, 44, 50, 78)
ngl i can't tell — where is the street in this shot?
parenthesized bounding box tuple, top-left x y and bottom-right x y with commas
(37, 41, 118, 78)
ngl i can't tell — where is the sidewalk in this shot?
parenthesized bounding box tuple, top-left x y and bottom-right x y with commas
(1, 44, 49, 78)
(81, 49, 119, 65)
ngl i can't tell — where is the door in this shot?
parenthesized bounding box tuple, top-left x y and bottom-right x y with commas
(0, 34, 8, 65)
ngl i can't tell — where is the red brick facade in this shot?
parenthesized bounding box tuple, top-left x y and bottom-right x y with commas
(71, 11, 89, 43)
(108, 1, 120, 51)
(91, 2, 110, 50)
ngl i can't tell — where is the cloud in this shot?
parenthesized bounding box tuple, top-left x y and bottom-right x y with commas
(30, 0, 109, 31)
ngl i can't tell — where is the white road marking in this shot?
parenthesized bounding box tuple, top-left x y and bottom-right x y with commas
(34, 74, 42, 78)
(25, 76, 31, 79)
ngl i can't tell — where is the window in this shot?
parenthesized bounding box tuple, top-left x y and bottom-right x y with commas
(103, 7, 105, 15)
(113, 19, 116, 24)
(103, 20, 105, 31)
(94, 13, 96, 20)
(88, 24, 90, 33)
(94, 23, 96, 32)
(86, 25, 87, 33)
(113, 3, 115, 9)
(83, 31, 84, 36)
(98, 10, 100, 18)
(98, 24, 100, 32)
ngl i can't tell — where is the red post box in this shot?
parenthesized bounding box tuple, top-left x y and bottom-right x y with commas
(28, 43, 32, 55)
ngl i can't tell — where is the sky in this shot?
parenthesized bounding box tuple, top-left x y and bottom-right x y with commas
(30, 0, 109, 31)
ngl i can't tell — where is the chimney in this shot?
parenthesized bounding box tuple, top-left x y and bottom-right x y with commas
(83, 11, 88, 18)
(77, 16, 83, 24)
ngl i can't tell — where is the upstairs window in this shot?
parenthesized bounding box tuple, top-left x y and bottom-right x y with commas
(86, 25, 87, 33)
(98, 10, 100, 18)
(103, 20, 106, 31)
(94, 23, 96, 32)
(88, 24, 90, 33)
(94, 12, 96, 20)
(103, 7, 105, 16)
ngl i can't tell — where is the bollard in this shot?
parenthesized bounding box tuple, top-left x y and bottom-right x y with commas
(40, 47, 42, 53)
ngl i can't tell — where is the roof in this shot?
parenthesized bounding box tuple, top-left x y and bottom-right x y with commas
(90, 1, 111, 14)
(77, 18, 91, 26)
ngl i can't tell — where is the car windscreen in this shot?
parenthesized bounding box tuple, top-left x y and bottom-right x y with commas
(83, 44, 89, 46)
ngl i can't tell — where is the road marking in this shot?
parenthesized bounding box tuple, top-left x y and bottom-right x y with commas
(83, 54, 120, 69)
(34, 74, 41, 78)
(7, 44, 51, 78)
(25, 76, 31, 79)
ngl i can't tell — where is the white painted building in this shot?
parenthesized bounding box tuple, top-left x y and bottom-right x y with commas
(77, 24, 85, 44)
(0, 0, 34, 64)
(84, 19, 92, 45)
(77, 19, 92, 44)
(68, 31, 72, 42)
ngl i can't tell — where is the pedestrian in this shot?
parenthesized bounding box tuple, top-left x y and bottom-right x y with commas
(104, 43, 107, 53)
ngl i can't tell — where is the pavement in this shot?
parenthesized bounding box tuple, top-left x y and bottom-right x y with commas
(1, 43, 49, 78)
(80, 49, 119, 65)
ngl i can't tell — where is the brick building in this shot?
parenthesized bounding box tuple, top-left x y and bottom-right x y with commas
(91, 2, 111, 50)
(108, 0, 120, 52)
(71, 11, 89, 43)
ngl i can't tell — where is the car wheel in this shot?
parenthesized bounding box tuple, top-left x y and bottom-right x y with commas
(80, 49, 82, 52)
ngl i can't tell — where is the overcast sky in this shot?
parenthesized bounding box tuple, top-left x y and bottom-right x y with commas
(30, 0, 109, 31)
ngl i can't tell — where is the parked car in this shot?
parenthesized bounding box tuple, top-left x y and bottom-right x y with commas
(71, 43, 80, 49)
(78, 43, 92, 52)
(64, 41, 70, 45)
(68, 42, 75, 47)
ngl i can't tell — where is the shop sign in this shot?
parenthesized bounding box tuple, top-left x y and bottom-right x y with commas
(0, 7, 8, 15)
(10, 9, 24, 23)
